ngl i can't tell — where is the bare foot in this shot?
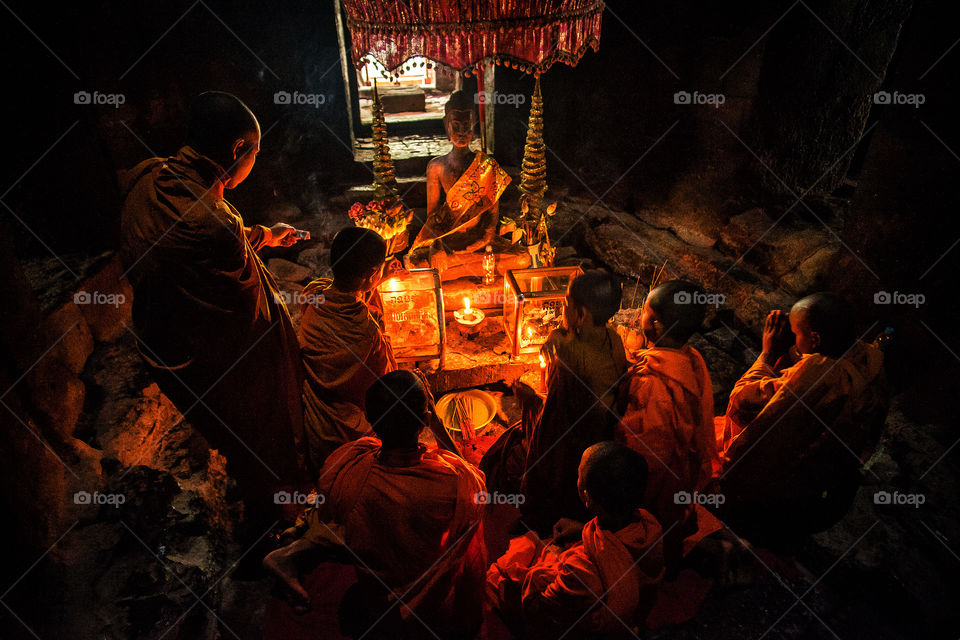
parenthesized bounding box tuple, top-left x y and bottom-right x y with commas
(263, 544, 311, 612)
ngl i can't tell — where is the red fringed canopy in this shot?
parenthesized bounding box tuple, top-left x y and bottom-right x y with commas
(343, 0, 604, 75)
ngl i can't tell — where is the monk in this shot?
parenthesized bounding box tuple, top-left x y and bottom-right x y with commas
(718, 293, 889, 539)
(616, 281, 722, 568)
(263, 370, 484, 639)
(299, 227, 397, 470)
(488, 442, 665, 638)
(407, 90, 529, 280)
(120, 91, 308, 527)
(520, 269, 629, 534)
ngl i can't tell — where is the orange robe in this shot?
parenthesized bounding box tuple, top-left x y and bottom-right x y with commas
(298, 280, 396, 469)
(487, 510, 665, 636)
(615, 345, 722, 565)
(719, 342, 889, 529)
(412, 150, 510, 253)
(303, 437, 486, 637)
(521, 327, 628, 533)
(120, 145, 307, 498)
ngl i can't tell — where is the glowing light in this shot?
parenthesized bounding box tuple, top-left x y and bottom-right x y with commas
(463, 297, 471, 312)
(539, 353, 546, 369)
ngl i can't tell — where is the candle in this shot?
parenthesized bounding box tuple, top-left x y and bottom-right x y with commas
(454, 295, 484, 328)
(539, 353, 547, 392)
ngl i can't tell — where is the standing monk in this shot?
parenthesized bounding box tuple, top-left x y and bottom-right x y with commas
(120, 92, 309, 528)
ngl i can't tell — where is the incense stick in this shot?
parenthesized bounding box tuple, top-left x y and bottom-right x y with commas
(633, 259, 669, 326)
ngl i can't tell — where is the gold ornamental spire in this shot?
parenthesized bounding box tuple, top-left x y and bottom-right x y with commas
(519, 76, 547, 213)
(371, 80, 398, 199)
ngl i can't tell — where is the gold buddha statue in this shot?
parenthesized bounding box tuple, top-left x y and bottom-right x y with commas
(407, 90, 530, 280)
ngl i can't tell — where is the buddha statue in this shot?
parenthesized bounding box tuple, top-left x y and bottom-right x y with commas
(407, 90, 530, 280)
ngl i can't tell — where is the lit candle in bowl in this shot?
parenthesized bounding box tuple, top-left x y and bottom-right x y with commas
(454, 296, 485, 333)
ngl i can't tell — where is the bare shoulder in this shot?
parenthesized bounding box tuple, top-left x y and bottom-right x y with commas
(426, 156, 446, 176)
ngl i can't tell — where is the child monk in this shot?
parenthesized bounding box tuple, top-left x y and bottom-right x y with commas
(298, 227, 397, 470)
(264, 370, 483, 638)
(718, 293, 889, 539)
(615, 280, 722, 568)
(488, 441, 665, 638)
(520, 269, 628, 534)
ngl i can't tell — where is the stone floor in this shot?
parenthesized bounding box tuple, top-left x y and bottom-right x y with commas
(6, 186, 958, 639)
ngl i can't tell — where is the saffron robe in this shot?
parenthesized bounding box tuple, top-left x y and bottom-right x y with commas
(719, 341, 889, 528)
(302, 437, 487, 637)
(298, 280, 396, 470)
(487, 510, 665, 637)
(615, 345, 722, 566)
(411, 150, 510, 253)
(120, 146, 308, 497)
(521, 327, 628, 533)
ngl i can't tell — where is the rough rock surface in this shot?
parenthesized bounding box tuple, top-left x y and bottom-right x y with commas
(267, 258, 312, 284)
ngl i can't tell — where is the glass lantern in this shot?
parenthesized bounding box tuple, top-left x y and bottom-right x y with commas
(503, 265, 583, 357)
(379, 268, 445, 366)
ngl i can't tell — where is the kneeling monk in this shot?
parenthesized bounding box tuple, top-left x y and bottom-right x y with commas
(264, 370, 485, 638)
(120, 91, 308, 521)
(299, 227, 396, 470)
(616, 281, 722, 569)
(488, 442, 665, 638)
(718, 293, 889, 538)
(520, 269, 628, 534)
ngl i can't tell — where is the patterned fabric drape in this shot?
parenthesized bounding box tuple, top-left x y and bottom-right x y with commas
(343, 0, 604, 75)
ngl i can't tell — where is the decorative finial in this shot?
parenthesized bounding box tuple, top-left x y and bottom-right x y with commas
(519, 77, 547, 215)
(371, 79, 398, 200)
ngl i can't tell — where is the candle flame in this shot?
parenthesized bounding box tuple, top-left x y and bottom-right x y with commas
(463, 297, 471, 312)
(539, 353, 546, 368)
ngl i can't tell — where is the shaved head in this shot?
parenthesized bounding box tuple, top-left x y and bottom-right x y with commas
(790, 293, 856, 358)
(330, 227, 387, 291)
(365, 370, 428, 448)
(187, 91, 259, 161)
(569, 269, 622, 325)
(579, 441, 649, 517)
(645, 280, 706, 343)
